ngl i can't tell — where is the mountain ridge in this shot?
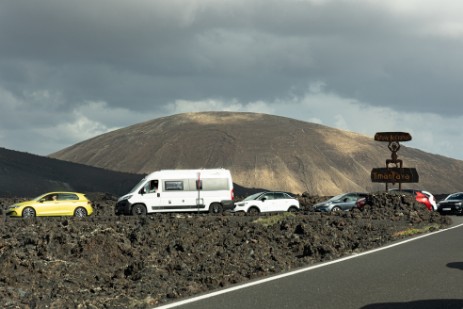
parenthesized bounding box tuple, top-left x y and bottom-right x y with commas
(49, 112, 463, 195)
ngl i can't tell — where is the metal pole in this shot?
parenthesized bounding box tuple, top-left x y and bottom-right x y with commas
(197, 172, 201, 213)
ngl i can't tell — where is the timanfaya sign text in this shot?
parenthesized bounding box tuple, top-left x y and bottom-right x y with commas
(371, 168, 419, 183)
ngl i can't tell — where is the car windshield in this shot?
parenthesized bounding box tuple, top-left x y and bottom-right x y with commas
(326, 193, 347, 202)
(32, 193, 49, 201)
(243, 192, 265, 201)
(446, 193, 463, 200)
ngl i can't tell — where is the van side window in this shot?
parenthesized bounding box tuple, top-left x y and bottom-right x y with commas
(144, 180, 158, 193)
(165, 181, 184, 191)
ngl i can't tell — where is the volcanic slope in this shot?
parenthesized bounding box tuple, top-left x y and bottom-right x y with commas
(50, 112, 463, 195)
(0, 147, 141, 197)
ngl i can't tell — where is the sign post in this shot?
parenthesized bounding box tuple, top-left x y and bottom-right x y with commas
(371, 132, 419, 190)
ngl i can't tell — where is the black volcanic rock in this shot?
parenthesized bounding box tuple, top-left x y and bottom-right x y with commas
(0, 193, 452, 308)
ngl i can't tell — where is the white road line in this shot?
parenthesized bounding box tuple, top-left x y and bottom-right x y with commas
(153, 222, 463, 309)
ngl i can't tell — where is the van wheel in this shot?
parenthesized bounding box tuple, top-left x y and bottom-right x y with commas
(248, 207, 260, 216)
(131, 204, 147, 216)
(209, 203, 223, 214)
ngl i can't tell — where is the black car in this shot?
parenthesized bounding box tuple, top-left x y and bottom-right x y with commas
(437, 192, 463, 215)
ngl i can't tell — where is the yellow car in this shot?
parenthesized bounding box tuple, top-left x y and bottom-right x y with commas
(7, 192, 94, 218)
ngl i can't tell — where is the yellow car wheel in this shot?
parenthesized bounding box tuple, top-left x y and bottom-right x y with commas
(74, 207, 88, 217)
(22, 207, 36, 218)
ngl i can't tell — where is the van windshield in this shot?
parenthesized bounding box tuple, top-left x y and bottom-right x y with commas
(129, 178, 146, 193)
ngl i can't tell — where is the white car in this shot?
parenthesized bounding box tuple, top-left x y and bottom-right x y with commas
(233, 191, 300, 215)
(421, 190, 437, 211)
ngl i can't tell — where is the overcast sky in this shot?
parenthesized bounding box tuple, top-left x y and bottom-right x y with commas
(1, 0, 463, 160)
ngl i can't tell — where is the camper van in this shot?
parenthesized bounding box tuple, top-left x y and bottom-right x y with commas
(115, 169, 235, 215)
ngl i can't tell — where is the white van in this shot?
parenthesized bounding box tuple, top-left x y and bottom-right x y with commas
(115, 169, 235, 215)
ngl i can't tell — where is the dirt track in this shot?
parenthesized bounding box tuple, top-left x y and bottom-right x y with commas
(0, 193, 452, 308)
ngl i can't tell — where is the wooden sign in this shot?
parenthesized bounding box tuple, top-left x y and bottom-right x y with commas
(374, 132, 412, 143)
(371, 168, 419, 183)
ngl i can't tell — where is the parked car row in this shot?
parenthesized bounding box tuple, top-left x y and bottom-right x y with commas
(312, 189, 463, 216)
(6, 189, 463, 218)
(5, 190, 301, 218)
(235, 188, 460, 215)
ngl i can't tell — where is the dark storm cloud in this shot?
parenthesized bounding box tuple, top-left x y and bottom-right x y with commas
(1, 0, 461, 113)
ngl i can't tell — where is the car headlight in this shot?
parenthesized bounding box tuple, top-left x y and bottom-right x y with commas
(235, 202, 246, 207)
(118, 195, 132, 202)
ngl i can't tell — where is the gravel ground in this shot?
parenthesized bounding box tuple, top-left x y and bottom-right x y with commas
(0, 193, 452, 308)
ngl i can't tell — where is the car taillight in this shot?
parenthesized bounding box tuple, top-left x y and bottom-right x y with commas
(356, 198, 366, 208)
(231, 189, 235, 201)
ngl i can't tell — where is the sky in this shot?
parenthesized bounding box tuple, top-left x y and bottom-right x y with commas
(1, 0, 463, 160)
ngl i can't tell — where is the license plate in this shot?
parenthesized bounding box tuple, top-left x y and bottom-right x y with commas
(443, 208, 451, 211)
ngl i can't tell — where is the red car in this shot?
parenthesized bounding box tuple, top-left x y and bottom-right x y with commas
(389, 189, 436, 211)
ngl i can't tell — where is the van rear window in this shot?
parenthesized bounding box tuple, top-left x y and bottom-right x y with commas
(186, 178, 229, 191)
(202, 178, 229, 190)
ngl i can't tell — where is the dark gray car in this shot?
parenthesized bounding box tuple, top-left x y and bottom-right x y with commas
(313, 192, 369, 212)
(437, 192, 463, 215)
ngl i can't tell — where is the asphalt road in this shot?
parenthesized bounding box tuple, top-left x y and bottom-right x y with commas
(155, 216, 463, 309)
